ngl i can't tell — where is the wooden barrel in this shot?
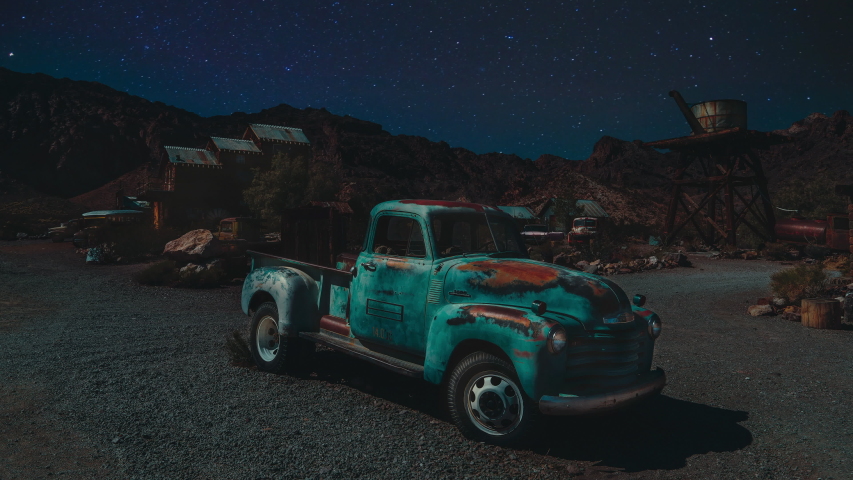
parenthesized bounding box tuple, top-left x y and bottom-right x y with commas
(801, 298, 842, 329)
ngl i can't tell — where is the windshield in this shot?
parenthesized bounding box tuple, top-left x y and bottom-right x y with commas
(574, 218, 597, 227)
(431, 213, 527, 258)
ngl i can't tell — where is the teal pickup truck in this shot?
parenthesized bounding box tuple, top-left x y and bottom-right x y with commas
(242, 200, 665, 445)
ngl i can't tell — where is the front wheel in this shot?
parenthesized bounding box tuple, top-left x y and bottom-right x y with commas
(248, 302, 314, 374)
(446, 352, 539, 446)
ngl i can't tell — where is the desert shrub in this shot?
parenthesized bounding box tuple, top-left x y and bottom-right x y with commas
(770, 264, 827, 304)
(178, 264, 226, 288)
(763, 242, 791, 260)
(225, 330, 252, 367)
(133, 260, 179, 285)
(775, 173, 847, 220)
(804, 244, 831, 260)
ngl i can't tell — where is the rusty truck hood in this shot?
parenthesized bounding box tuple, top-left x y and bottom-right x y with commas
(444, 258, 632, 330)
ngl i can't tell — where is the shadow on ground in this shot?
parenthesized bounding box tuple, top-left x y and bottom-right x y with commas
(533, 395, 751, 472)
(300, 349, 752, 473)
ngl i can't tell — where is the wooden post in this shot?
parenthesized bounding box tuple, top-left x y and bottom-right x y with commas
(801, 298, 842, 329)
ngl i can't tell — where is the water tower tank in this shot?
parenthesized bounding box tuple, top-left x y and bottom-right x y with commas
(690, 99, 747, 132)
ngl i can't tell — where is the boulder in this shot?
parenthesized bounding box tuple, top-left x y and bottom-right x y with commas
(747, 305, 775, 316)
(584, 264, 599, 274)
(663, 252, 691, 267)
(163, 229, 225, 262)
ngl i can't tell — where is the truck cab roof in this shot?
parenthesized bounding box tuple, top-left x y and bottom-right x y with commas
(370, 199, 507, 219)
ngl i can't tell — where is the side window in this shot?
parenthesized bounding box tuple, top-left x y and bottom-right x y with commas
(220, 221, 233, 233)
(372, 216, 427, 258)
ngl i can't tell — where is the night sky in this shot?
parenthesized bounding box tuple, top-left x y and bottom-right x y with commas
(1, 1, 851, 160)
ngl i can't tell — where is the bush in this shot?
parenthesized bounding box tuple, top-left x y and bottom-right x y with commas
(178, 264, 226, 288)
(763, 242, 791, 261)
(133, 260, 179, 285)
(770, 264, 827, 304)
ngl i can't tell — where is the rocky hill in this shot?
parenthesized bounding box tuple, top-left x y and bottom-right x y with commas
(0, 67, 850, 231)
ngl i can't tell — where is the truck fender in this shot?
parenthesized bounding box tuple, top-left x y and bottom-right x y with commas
(423, 303, 566, 400)
(241, 266, 320, 336)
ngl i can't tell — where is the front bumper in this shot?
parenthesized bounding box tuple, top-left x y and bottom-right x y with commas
(538, 368, 666, 415)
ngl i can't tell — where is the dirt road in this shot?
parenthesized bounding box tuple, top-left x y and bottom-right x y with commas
(1, 241, 850, 479)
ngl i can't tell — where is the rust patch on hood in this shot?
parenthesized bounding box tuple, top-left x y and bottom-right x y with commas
(457, 261, 559, 288)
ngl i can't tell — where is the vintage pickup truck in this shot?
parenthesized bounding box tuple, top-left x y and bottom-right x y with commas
(241, 200, 665, 445)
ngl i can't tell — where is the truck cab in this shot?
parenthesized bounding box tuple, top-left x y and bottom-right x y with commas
(568, 216, 599, 244)
(241, 200, 665, 445)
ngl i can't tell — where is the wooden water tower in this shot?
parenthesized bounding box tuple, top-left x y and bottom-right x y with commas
(644, 91, 789, 247)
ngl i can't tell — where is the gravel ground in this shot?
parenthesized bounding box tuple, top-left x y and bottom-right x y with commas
(1, 241, 851, 479)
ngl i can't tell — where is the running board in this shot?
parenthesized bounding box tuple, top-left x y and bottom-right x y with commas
(299, 331, 424, 379)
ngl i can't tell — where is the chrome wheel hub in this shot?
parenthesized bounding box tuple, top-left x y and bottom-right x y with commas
(465, 372, 522, 435)
(256, 315, 280, 362)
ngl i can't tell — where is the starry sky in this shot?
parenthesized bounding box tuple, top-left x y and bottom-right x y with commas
(1, 0, 851, 160)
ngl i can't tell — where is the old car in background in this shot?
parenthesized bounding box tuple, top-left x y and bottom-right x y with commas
(520, 224, 565, 242)
(216, 217, 262, 242)
(49, 218, 83, 243)
(72, 210, 146, 248)
(568, 216, 600, 244)
(242, 200, 665, 445)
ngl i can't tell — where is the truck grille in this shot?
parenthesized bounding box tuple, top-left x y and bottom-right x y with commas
(564, 327, 647, 395)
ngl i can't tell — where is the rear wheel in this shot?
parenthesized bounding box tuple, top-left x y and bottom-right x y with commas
(248, 302, 314, 374)
(446, 352, 539, 446)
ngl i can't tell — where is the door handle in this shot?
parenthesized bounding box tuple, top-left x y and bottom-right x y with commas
(361, 262, 376, 271)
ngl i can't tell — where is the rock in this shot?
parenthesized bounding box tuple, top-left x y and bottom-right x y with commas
(747, 305, 775, 316)
(663, 252, 691, 267)
(647, 256, 658, 267)
(584, 264, 599, 274)
(780, 312, 802, 322)
(589, 259, 601, 266)
(575, 260, 590, 270)
(205, 258, 225, 272)
(771, 297, 787, 307)
(783, 305, 801, 314)
(742, 251, 758, 260)
(163, 229, 225, 262)
(180, 263, 203, 275)
(552, 253, 571, 267)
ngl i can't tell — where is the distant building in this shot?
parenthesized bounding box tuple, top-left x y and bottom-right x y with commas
(136, 125, 311, 228)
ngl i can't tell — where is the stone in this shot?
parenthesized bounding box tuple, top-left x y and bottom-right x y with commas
(589, 259, 601, 266)
(780, 312, 802, 322)
(647, 255, 658, 267)
(575, 260, 590, 270)
(663, 252, 691, 267)
(179, 263, 203, 275)
(742, 251, 758, 260)
(584, 264, 599, 274)
(771, 297, 787, 307)
(163, 229, 225, 262)
(747, 305, 775, 316)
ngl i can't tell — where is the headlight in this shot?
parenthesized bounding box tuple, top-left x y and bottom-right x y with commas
(547, 325, 567, 354)
(647, 316, 662, 339)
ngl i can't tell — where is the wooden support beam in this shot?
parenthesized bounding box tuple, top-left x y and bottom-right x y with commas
(682, 192, 729, 238)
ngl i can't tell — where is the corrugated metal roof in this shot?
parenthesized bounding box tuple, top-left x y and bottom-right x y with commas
(209, 137, 262, 153)
(497, 206, 537, 219)
(576, 200, 609, 217)
(164, 146, 221, 166)
(250, 124, 310, 144)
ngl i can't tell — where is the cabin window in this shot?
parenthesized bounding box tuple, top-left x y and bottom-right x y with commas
(372, 216, 426, 258)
